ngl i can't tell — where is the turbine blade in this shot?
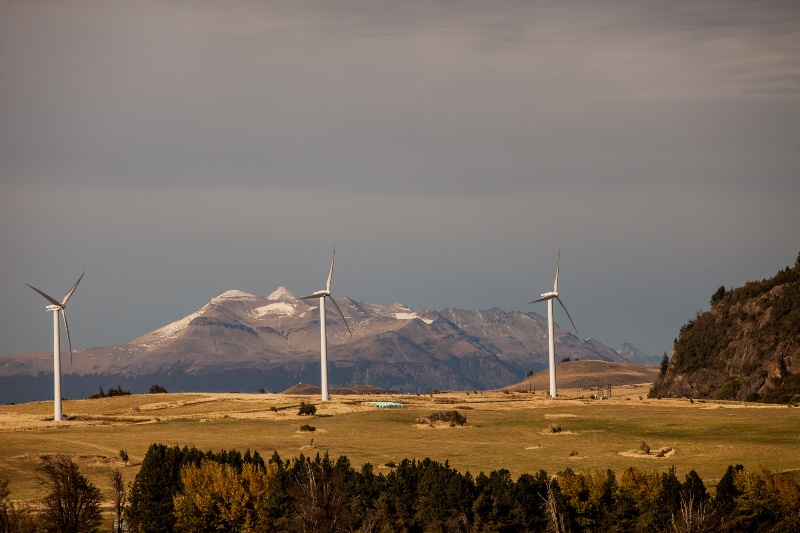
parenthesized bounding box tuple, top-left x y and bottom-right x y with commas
(26, 284, 62, 307)
(556, 296, 578, 336)
(61, 271, 85, 306)
(326, 245, 335, 291)
(61, 309, 74, 365)
(528, 295, 552, 304)
(554, 247, 560, 292)
(327, 295, 352, 336)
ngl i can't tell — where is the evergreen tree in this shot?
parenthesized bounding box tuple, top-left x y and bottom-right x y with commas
(129, 445, 191, 533)
(681, 469, 708, 504)
(710, 285, 726, 306)
(714, 464, 743, 516)
(513, 470, 551, 532)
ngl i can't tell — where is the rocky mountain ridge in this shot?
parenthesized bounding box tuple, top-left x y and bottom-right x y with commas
(1, 287, 648, 402)
(650, 256, 800, 403)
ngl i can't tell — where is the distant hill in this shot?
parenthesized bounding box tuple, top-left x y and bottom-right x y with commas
(281, 384, 395, 396)
(1, 287, 638, 403)
(506, 360, 659, 392)
(650, 255, 800, 403)
(616, 343, 661, 365)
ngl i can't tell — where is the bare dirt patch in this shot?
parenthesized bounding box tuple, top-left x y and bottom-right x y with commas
(619, 447, 676, 459)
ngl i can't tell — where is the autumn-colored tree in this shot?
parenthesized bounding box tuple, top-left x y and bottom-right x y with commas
(612, 467, 664, 531)
(173, 459, 274, 533)
(722, 467, 800, 532)
(557, 468, 617, 531)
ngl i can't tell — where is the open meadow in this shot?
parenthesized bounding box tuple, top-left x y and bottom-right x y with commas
(1, 388, 799, 507)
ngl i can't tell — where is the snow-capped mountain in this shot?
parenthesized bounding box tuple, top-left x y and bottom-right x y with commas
(0, 287, 636, 402)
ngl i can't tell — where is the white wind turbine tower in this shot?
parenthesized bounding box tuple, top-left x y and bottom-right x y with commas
(529, 249, 577, 398)
(26, 272, 85, 421)
(297, 247, 351, 402)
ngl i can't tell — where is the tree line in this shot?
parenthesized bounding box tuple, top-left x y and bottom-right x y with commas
(5, 444, 798, 532)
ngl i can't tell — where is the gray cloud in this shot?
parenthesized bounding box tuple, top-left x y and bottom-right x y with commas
(1, 0, 799, 358)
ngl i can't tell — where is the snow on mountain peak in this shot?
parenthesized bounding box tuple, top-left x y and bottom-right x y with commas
(212, 290, 258, 302)
(268, 286, 299, 301)
(394, 311, 434, 325)
(254, 302, 300, 317)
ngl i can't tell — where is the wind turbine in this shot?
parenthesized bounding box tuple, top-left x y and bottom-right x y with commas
(297, 247, 351, 402)
(529, 249, 577, 398)
(26, 272, 85, 421)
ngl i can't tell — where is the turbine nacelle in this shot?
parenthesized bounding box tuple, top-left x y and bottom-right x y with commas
(529, 292, 558, 305)
(27, 271, 85, 364)
(298, 289, 331, 300)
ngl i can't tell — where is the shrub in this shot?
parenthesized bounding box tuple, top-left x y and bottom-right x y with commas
(548, 423, 562, 433)
(298, 402, 317, 416)
(148, 384, 168, 394)
(299, 424, 316, 432)
(428, 410, 467, 426)
(715, 378, 741, 400)
(745, 392, 760, 402)
(640, 441, 651, 455)
(119, 449, 129, 463)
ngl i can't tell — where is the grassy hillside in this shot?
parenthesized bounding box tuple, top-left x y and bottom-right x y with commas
(507, 360, 659, 395)
(1, 391, 799, 505)
(650, 254, 800, 402)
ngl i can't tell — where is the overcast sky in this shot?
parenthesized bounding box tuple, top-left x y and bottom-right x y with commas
(2, 0, 798, 359)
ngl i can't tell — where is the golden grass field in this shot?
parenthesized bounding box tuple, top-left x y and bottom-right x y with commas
(1, 387, 799, 508)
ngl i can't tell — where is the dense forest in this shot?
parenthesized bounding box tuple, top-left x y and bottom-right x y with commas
(3, 444, 800, 533)
(650, 254, 800, 403)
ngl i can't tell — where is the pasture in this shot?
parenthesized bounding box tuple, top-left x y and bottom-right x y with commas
(1, 389, 799, 505)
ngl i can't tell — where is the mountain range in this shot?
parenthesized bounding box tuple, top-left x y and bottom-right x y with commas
(0, 287, 652, 403)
